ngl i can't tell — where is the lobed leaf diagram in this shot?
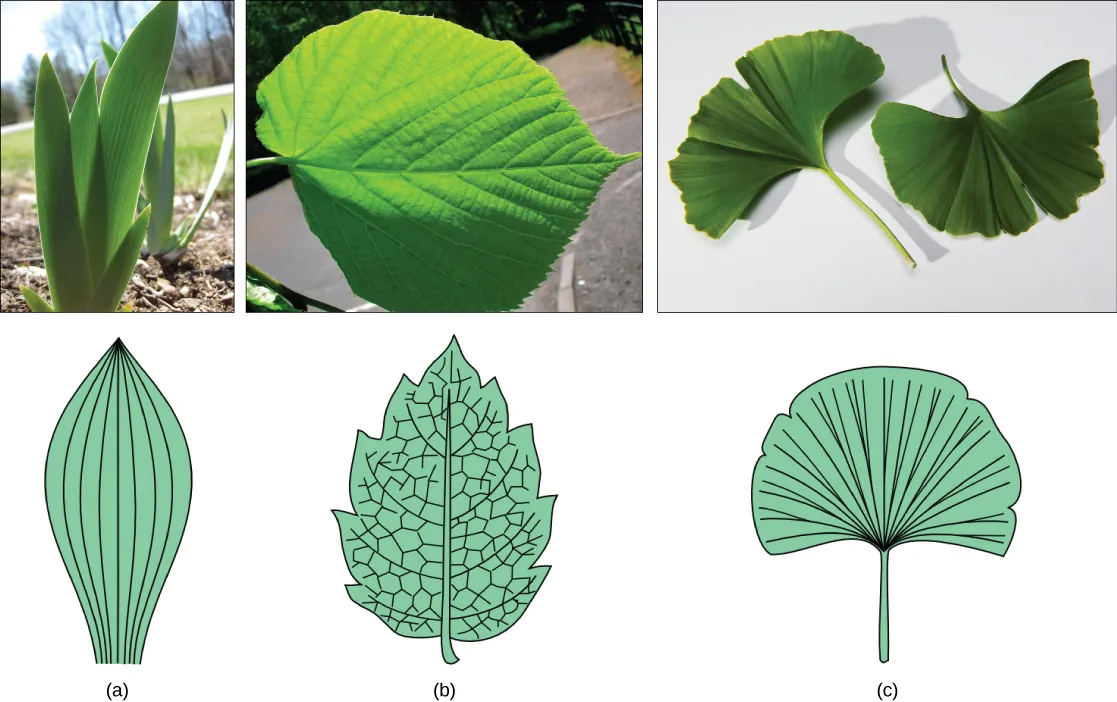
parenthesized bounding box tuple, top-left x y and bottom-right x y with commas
(334, 338, 555, 663)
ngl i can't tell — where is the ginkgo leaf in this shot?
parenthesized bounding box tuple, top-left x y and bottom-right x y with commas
(255, 10, 638, 312)
(668, 30, 916, 267)
(752, 366, 1020, 662)
(872, 56, 1104, 237)
(334, 338, 555, 663)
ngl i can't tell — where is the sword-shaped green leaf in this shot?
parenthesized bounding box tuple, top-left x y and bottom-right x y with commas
(29, 55, 92, 311)
(70, 61, 111, 274)
(98, 0, 178, 257)
(91, 205, 151, 312)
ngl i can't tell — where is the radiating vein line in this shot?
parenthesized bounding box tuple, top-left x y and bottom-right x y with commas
(774, 435, 876, 538)
(796, 406, 879, 544)
(891, 424, 992, 540)
(760, 470, 869, 538)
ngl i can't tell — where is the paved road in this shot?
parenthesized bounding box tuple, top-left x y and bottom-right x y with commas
(247, 43, 642, 312)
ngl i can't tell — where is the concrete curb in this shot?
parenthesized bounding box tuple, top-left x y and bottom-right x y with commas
(557, 251, 577, 312)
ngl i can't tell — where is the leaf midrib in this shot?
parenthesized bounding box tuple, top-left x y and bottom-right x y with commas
(286, 158, 632, 175)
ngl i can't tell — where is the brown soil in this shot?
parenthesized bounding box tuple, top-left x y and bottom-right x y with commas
(1, 178, 233, 312)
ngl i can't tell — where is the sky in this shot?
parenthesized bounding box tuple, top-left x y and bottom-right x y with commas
(0, 1, 63, 84)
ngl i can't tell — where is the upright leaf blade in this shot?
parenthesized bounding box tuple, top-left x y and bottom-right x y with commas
(70, 61, 111, 277)
(101, 39, 119, 69)
(335, 338, 555, 663)
(145, 97, 176, 252)
(33, 54, 93, 311)
(256, 10, 638, 311)
(98, 0, 178, 255)
(91, 205, 151, 312)
(174, 108, 234, 251)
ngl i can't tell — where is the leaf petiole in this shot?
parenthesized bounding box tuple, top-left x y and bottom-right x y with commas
(879, 548, 890, 663)
(246, 157, 288, 168)
(822, 166, 916, 269)
(246, 262, 345, 312)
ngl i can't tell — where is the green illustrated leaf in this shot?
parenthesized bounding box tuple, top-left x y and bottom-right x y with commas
(872, 57, 1103, 236)
(667, 30, 915, 267)
(752, 366, 1020, 663)
(334, 338, 555, 663)
(45, 339, 192, 663)
(256, 10, 638, 311)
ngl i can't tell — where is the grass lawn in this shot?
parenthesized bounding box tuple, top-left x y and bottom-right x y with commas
(0, 93, 233, 195)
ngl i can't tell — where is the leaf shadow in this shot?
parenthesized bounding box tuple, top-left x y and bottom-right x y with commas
(1094, 65, 1117, 136)
(1090, 64, 1115, 192)
(823, 18, 965, 264)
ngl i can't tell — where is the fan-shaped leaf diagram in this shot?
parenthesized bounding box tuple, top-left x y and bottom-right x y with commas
(44, 339, 192, 664)
(752, 367, 1020, 662)
(334, 338, 555, 663)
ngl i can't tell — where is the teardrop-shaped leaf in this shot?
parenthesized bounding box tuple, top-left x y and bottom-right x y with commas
(334, 338, 555, 663)
(668, 31, 906, 249)
(45, 339, 192, 663)
(256, 10, 638, 311)
(871, 57, 1103, 236)
(752, 366, 1020, 662)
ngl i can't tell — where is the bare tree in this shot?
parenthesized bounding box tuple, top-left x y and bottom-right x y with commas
(220, 0, 233, 35)
(44, 2, 94, 76)
(112, 0, 128, 45)
(19, 54, 38, 114)
(1, 84, 25, 125)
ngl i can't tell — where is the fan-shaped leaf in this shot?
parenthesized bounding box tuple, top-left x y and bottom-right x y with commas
(255, 10, 638, 311)
(667, 31, 914, 266)
(334, 338, 555, 663)
(871, 57, 1103, 236)
(752, 366, 1020, 662)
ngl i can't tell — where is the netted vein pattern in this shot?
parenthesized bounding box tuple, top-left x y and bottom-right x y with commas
(335, 338, 553, 662)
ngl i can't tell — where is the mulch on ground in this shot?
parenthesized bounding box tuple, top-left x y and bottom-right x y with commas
(1, 177, 233, 312)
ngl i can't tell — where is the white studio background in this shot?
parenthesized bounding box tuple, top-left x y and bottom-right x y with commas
(658, 1, 1117, 312)
(0, 312, 1114, 702)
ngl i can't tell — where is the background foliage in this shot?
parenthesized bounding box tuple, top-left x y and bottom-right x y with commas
(246, 0, 642, 194)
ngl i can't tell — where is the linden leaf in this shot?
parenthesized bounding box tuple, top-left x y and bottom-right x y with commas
(871, 56, 1104, 237)
(668, 30, 916, 267)
(255, 10, 638, 312)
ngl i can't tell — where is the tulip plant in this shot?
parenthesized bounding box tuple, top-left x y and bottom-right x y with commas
(19, 1, 177, 312)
